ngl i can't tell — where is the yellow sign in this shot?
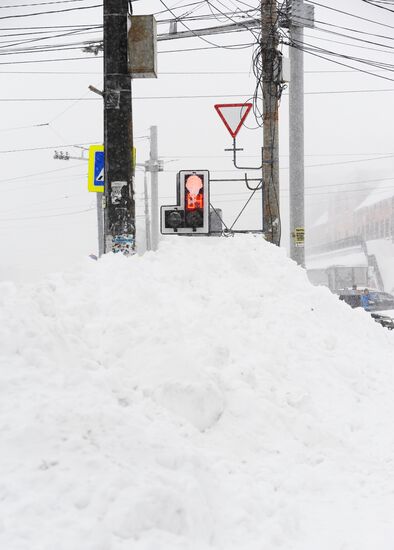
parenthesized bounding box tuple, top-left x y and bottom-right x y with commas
(88, 145, 137, 193)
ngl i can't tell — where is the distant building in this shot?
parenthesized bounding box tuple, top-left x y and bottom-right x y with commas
(307, 183, 394, 292)
(309, 183, 394, 250)
(354, 183, 394, 241)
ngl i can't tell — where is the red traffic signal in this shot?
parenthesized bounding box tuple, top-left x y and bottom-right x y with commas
(161, 170, 210, 234)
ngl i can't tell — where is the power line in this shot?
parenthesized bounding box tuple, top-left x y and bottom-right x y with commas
(304, 31, 394, 55)
(1, 88, 393, 102)
(362, 0, 394, 13)
(0, 55, 102, 65)
(0, 23, 102, 29)
(162, 154, 394, 170)
(0, 163, 86, 184)
(308, 0, 394, 30)
(0, 38, 255, 63)
(157, 0, 254, 50)
(0, 0, 89, 7)
(0, 141, 96, 153)
(292, 14, 394, 41)
(0, 122, 49, 132)
(309, 24, 394, 52)
(0, 68, 390, 75)
(0, 28, 101, 50)
(287, 39, 394, 83)
(0, 207, 94, 222)
(0, 3, 101, 20)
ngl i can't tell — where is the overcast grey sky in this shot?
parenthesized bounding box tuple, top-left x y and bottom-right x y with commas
(0, 0, 393, 281)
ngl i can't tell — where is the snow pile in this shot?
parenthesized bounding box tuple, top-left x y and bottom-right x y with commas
(1, 236, 394, 550)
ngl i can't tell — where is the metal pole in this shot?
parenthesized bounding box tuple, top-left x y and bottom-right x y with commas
(143, 170, 152, 251)
(150, 125, 159, 251)
(96, 192, 105, 256)
(103, 0, 135, 254)
(289, 21, 305, 266)
(261, 0, 280, 246)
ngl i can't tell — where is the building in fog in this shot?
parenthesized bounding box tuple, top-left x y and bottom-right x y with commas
(354, 183, 394, 241)
(309, 184, 394, 250)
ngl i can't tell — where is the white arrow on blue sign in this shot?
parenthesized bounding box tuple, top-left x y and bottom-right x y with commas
(88, 144, 105, 193)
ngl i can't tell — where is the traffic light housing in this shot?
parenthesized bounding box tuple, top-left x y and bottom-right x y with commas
(161, 170, 210, 234)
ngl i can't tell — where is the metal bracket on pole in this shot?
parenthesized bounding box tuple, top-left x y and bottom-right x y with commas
(224, 138, 269, 171)
(90, 83, 121, 110)
(88, 85, 104, 97)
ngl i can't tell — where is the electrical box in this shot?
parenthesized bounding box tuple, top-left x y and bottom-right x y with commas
(128, 15, 157, 78)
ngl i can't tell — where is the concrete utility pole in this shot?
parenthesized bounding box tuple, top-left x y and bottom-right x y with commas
(288, 0, 314, 266)
(149, 126, 159, 251)
(142, 127, 163, 251)
(143, 169, 151, 251)
(261, 0, 280, 246)
(97, 192, 105, 256)
(103, 0, 135, 254)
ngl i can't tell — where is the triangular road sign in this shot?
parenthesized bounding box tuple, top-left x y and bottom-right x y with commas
(214, 103, 252, 138)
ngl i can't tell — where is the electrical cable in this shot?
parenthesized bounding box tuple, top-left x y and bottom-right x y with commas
(0, 0, 89, 7)
(286, 39, 394, 83)
(0, 207, 95, 222)
(158, 0, 257, 50)
(0, 4, 101, 20)
(362, 0, 394, 13)
(308, 0, 394, 30)
(0, 55, 102, 65)
(306, 24, 394, 52)
(1, 87, 394, 102)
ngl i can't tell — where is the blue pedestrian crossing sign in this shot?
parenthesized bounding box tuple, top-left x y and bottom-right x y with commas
(88, 144, 105, 193)
(88, 144, 137, 193)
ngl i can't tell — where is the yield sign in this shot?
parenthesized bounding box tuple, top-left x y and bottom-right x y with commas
(214, 102, 252, 138)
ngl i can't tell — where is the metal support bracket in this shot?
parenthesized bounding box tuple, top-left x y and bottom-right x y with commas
(224, 138, 270, 171)
(89, 84, 121, 110)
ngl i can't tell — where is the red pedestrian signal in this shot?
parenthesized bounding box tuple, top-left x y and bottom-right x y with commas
(161, 170, 210, 234)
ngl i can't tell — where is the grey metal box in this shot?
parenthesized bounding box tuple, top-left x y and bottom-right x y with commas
(128, 15, 157, 78)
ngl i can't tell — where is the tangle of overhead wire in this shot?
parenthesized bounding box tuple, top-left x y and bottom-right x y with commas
(283, 37, 394, 83)
(362, 0, 394, 10)
(307, 0, 394, 30)
(158, 0, 257, 50)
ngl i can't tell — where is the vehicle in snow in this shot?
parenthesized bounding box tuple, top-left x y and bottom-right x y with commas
(339, 290, 394, 330)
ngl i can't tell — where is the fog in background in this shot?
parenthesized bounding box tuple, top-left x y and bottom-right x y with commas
(0, 0, 393, 281)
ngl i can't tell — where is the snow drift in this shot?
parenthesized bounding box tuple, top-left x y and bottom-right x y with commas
(1, 236, 394, 550)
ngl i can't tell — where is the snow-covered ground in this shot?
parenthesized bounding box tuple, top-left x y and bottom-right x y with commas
(1, 236, 394, 550)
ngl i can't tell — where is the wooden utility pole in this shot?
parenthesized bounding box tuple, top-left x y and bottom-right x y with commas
(103, 0, 135, 254)
(261, 0, 280, 246)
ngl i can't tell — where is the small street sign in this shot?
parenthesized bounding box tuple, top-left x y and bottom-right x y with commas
(214, 103, 252, 138)
(294, 227, 305, 247)
(88, 144, 104, 192)
(88, 145, 136, 193)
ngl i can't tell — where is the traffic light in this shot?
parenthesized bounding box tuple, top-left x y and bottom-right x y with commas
(161, 170, 210, 234)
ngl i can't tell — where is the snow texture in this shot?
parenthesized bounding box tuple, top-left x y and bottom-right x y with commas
(1, 236, 394, 550)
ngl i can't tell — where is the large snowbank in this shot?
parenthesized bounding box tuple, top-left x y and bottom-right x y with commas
(1, 236, 394, 550)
